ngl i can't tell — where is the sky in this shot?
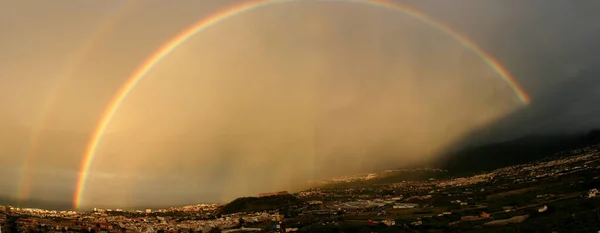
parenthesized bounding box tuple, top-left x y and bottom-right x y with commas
(0, 0, 599, 209)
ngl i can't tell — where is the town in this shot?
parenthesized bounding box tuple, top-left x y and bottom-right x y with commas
(1, 145, 599, 232)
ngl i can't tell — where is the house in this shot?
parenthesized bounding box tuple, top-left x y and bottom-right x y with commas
(587, 188, 598, 198)
(382, 219, 395, 226)
(411, 221, 422, 226)
(480, 212, 490, 218)
(307, 200, 323, 205)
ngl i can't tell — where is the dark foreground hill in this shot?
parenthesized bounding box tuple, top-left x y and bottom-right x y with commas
(438, 129, 600, 176)
(217, 194, 304, 215)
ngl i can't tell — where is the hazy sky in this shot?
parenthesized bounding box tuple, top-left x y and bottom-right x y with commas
(0, 0, 598, 209)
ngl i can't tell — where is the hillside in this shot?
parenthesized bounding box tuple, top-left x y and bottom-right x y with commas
(217, 194, 304, 215)
(314, 168, 448, 189)
(305, 131, 600, 189)
(437, 129, 600, 176)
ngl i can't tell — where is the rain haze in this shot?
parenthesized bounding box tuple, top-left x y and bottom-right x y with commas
(0, 0, 598, 210)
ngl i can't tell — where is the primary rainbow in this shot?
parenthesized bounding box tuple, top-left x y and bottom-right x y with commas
(73, 0, 531, 209)
(16, 0, 139, 203)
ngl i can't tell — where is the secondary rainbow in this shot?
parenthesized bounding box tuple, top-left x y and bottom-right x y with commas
(16, 0, 139, 203)
(73, 0, 531, 209)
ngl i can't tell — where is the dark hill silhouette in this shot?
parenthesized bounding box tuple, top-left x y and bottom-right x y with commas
(217, 194, 304, 215)
(437, 129, 600, 176)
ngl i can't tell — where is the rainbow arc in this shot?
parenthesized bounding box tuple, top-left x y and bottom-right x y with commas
(73, 0, 530, 209)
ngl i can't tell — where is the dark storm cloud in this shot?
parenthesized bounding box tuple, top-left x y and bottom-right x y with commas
(463, 66, 600, 144)
(422, 0, 600, 143)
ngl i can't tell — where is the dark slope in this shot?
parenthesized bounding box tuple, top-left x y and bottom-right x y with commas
(437, 129, 600, 176)
(217, 194, 304, 215)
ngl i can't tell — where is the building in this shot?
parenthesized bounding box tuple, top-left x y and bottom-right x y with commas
(587, 188, 598, 198)
(481, 212, 490, 218)
(307, 200, 323, 205)
(382, 219, 395, 226)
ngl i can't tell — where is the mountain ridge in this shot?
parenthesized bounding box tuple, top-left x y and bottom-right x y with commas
(436, 129, 600, 175)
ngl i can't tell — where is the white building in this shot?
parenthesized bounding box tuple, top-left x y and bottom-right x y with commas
(382, 219, 395, 226)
